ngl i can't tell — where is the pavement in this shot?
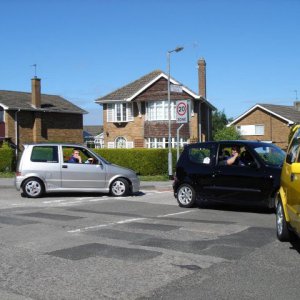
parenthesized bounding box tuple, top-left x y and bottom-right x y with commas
(0, 178, 173, 191)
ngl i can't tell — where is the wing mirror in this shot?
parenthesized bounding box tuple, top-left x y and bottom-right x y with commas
(286, 154, 292, 164)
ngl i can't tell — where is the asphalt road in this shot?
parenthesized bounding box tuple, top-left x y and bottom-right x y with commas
(0, 184, 299, 299)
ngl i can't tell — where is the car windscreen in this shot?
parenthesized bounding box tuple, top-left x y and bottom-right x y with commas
(253, 144, 285, 166)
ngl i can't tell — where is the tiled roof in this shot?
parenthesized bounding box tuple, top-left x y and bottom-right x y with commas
(259, 103, 300, 123)
(83, 125, 103, 136)
(96, 70, 163, 101)
(95, 69, 216, 110)
(0, 90, 87, 114)
(228, 103, 300, 126)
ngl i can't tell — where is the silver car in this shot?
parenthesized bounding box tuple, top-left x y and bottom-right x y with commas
(15, 143, 140, 198)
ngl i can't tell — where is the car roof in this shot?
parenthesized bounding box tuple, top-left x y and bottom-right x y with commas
(23, 143, 86, 147)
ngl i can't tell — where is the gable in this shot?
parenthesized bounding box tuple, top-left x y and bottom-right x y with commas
(96, 71, 199, 102)
(228, 104, 295, 127)
(233, 107, 289, 126)
(134, 77, 193, 102)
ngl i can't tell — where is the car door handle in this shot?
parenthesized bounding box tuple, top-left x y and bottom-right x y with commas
(62, 165, 68, 169)
(212, 170, 222, 177)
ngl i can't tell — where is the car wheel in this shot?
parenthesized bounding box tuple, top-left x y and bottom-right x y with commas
(177, 184, 196, 208)
(22, 178, 44, 198)
(276, 200, 290, 242)
(110, 178, 129, 197)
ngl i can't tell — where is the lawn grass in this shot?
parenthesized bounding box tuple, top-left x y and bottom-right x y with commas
(138, 175, 169, 181)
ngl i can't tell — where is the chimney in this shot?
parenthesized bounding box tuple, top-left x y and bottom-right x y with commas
(198, 58, 206, 98)
(31, 77, 41, 108)
(294, 101, 300, 111)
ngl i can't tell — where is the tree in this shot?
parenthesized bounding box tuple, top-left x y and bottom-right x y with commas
(212, 109, 228, 138)
(214, 126, 241, 141)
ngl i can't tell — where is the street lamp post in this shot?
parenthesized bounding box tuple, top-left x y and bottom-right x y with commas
(167, 46, 184, 179)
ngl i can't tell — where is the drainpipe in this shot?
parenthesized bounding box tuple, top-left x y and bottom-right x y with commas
(14, 109, 20, 160)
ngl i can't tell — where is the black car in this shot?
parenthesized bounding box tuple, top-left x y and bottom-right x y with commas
(173, 141, 285, 209)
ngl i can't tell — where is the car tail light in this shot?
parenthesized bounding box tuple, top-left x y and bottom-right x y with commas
(15, 171, 21, 177)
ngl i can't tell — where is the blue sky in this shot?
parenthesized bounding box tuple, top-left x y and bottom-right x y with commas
(1, 0, 300, 125)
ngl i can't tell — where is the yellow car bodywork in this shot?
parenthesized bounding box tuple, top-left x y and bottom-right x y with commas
(277, 125, 300, 241)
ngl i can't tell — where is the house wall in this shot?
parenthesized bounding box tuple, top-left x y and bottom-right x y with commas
(5, 111, 83, 147)
(234, 107, 290, 149)
(103, 102, 145, 147)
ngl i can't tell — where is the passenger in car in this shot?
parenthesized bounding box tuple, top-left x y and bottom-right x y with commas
(68, 149, 82, 163)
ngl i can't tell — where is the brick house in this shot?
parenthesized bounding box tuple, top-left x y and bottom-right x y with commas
(95, 58, 215, 148)
(227, 102, 300, 149)
(0, 77, 86, 150)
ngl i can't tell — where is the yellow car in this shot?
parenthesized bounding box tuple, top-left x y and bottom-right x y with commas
(276, 125, 300, 241)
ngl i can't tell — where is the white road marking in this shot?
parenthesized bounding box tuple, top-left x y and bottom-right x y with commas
(67, 211, 193, 234)
(157, 210, 193, 217)
(43, 200, 65, 204)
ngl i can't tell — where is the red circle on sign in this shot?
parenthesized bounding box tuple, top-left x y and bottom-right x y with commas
(177, 102, 187, 116)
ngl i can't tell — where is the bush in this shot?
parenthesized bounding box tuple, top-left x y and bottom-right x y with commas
(0, 145, 15, 172)
(94, 148, 179, 176)
(213, 126, 241, 141)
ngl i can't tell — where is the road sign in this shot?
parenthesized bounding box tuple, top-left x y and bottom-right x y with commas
(176, 100, 188, 123)
(170, 84, 183, 93)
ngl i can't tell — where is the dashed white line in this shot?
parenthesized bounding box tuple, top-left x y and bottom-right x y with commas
(157, 210, 193, 217)
(67, 211, 193, 234)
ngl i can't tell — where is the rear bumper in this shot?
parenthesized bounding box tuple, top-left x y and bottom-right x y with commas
(15, 176, 23, 191)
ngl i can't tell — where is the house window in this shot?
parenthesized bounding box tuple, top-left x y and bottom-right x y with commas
(0, 110, 3, 122)
(146, 101, 176, 121)
(108, 138, 134, 149)
(116, 137, 126, 148)
(236, 125, 264, 136)
(107, 103, 133, 122)
(147, 137, 188, 148)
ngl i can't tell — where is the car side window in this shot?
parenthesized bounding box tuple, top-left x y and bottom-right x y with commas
(189, 147, 211, 165)
(31, 146, 59, 163)
(287, 134, 300, 164)
(62, 146, 98, 164)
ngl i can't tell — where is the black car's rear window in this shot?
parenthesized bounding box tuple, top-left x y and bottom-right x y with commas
(189, 147, 211, 165)
(31, 146, 59, 163)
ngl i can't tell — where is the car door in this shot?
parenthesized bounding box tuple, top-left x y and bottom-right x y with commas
(209, 144, 268, 203)
(61, 146, 106, 189)
(282, 129, 300, 230)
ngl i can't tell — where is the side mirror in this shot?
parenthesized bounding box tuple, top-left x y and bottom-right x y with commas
(286, 153, 292, 164)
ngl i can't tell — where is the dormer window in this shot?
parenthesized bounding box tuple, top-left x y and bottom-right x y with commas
(107, 103, 133, 122)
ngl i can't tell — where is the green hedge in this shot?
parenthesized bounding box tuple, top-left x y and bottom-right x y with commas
(0, 145, 15, 172)
(94, 148, 179, 176)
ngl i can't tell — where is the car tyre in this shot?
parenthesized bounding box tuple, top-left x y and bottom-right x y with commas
(22, 177, 44, 198)
(177, 184, 196, 208)
(276, 199, 290, 242)
(110, 178, 129, 197)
